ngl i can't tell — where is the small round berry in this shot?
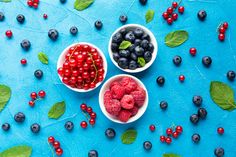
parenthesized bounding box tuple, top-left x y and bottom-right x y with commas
(20, 59, 27, 65)
(119, 15, 128, 23)
(0, 12, 5, 21)
(90, 112, 96, 119)
(179, 75, 185, 82)
(178, 6, 185, 14)
(86, 107, 93, 113)
(223, 22, 228, 29)
(65, 121, 74, 131)
(227, 70, 235, 81)
(172, 13, 178, 21)
(30, 92, 37, 99)
(167, 17, 173, 25)
(176, 125, 183, 134)
(89, 118, 95, 125)
(43, 14, 48, 19)
(189, 48, 197, 56)
(165, 137, 172, 144)
(167, 7, 173, 14)
(197, 10, 207, 21)
(21, 39, 31, 51)
(214, 147, 224, 157)
(88, 150, 98, 157)
(94, 20, 103, 30)
(198, 107, 207, 119)
(5, 30, 13, 38)
(48, 136, 55, 143)
(190, 114, 199, 124)
(173, 55, 182, 66)
(38, 90, 46, 98)
(80, 121, 87, 128)
(202, 56, 212, 67)
(192, 95, 203, 107)
(166, 128, 173, 135)
(14, 112, 25, 123)
(105, 128, 116, 139)
(80, 103, 87, 111)
(29, 100, 35, 107)
(156, 76, 165, 86)
(160, 101, 168, 110)
(48, 29, 59, 41)
(192, 133, 200, 143)
(143, 141, 152, 151)
(172, 132, 178, 138)
(30, 123, 40, 133)
(162, 12, 169, 19)
(149, 124, 155, 132)
(172, 2, 178, 8)
(160, 136, 166, 142)
(53, 141, 60, 149)
(219, 27, 226, 34)
(218, 33, 225, 41)
(217, 127, 224, 135)
(33, 2, 38, 9)
(55, 148, 63, 156)
(139, 0, 147, 5)
(27, 0, 33, 6)
(16, 14, 25, 23)
(2, 123, 10, 131)
(34, 69, 43, 79)
(60, 0, 67, 4)
(70, 26, 78, 35)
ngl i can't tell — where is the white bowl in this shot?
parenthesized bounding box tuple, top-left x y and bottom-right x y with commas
(99, 74, 149, 124)
(108, 24, 158, 73)
(57, 42, 107, 93)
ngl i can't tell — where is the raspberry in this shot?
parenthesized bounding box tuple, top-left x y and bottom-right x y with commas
(105, 99, 121, 116)
(129, 106, 139, 116)
(110, 81, 120, 89)
(104, 91, 112, 104)
(118, 110, 132, 122)
(120, 77, 138, 94)
(120, 95, 134, 109)
(130, 86, 146, 107)
(110, 84, 125, 100)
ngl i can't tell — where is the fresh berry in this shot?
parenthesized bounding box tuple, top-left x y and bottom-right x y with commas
(5, 30, 13, 38)
(214, 147, 224, 157)
(167, 17, 173, 25)
(197, 10, 207, 21)
(118, 110, 131, 122)
(189, 48, 197, 56)
(48, 29, 59, 41)
(80, 103, 87, 111)
(176, 125, 183, 134)
(16, 14, 25, 23)
(165, 137, 172, 144)
(53, 141, 60, 149)
(120, 95, 134, 109)
(120, 77, 138, 94)
(88, 150, 98, 157)
(130, 87, 146, 107)
(33, 2, 38, 9)
(198, 107, 207, 119)
(192, 133, 200, 143)
(94, 20, 103, 29)
(48, 136, 55, 143)
(162, 12, 169, 19)
(166, 128, 173, 135)
(179, 75, 185, 82)
(30, 92, 37, 99)
(105, 128, 116, 139)
(60, 0, 67, 3)
(190, 114, 199, 124)
(223, 22, 228, 29)
(218, 33, 225, 41)
(149, 124, 155, 132)
(90, 112, 96, 119)
(192, 95, 203, 107)
(38, 90, 46, 98)
(139, 0, 147, 5)
(65, 121, 74, 131)
(172, 132, 178, 138)
(104, 99, 121, 116)
(21, 59, 27, 65)
(30, 123, 40, 133)
(160, 136, 166, 142)
(27, 0, 33, 6)
(167, 7, 173, 14)
(217, 127, 224, 135)
(89, 118, 95, 125)
(80, 121, 87, 128)
(178, 6, 185, 14)
(0, 12, 5, 21)
(21, 39, 31, 51)
(202, 56, 212, 67)
(119, 15, 128, 23)
(43, 14, 48, 19)
(143, 141, 152, 151)
(34, 69, 43, 79)
(2, 123, 10, 131)
(227, 70, 235, 81)
(70, 26, 78, 35)
(14, 112, 25, 123)
(173, 55, 182, 66)
(29, 101, 35, 107)
(55, 148, 63, 156)
(172, 2, 178, 8)
(86, 107, 93, 114)
(156, 76, 165, 86)
(172, 13, 178, 21)
(111, 84, 125, 99)
(219, 27, 225, 34)
(160, 101, 168, 110)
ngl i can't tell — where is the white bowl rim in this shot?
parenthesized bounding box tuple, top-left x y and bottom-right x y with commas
(108, 24, 158, 73)
(99, 74, 149, 124)
(57, 42, 108, 93)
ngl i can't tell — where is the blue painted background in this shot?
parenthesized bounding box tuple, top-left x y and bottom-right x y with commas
(1, 0, 236, 156)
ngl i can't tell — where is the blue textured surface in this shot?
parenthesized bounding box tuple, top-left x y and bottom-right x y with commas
(1, 0, 236, 156)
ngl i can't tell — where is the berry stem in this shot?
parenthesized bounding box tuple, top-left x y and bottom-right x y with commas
(47, 142, 55, 157)
(178, 0, 182, 5)
(82, 111, 90, 120)
(87, 52, 98, 83)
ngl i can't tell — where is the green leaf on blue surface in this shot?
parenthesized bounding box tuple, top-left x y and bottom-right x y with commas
(74, 0, 94, 11)
(121, 129, 137, 144)
(48, 101, 66, 119)
(0, 84, 11, 112)
(0, 0, 11, 2)
(165, 30, 188, 48)
(0, 145, 32, 157)
(145, 9, 155, 23)
(163, 153, 181, 157)
(38, 52, 49, 65)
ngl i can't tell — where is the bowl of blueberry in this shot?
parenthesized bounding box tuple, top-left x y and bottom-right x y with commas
(109, 24, 158, 73)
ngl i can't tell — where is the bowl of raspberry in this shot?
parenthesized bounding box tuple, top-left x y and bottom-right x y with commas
(108, 24, 158, 73)
(99, 74, 148, 124)
(57, 42, 107, 92)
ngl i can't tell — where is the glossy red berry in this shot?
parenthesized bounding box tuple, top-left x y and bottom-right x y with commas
(34, 0, 40, 3)
(5, 30, 13, 38)
(218, 33, 225, 41)
(165, 137, 172, 144)
(160, 136, 166, 143)
(33, 2, 38, 8)
(219, 27, 226, 34)
(53, 141, 60, 149)
(179, 75, 185, 82)
(55, 148, 63, 156)
(30, 92, 37, 99)
(217, 127, 224, 135)
(162, 12, 169, 19)
(166, 128, 173, 135)
(27, 0, 33, 6)
(172, 13, 178, 21)
(80, 121, 88, 128)
(167, 17, 173, 25)
(189, 48, 197, 56)
(176, 125, 183, 134)
(48, 136, 55, 143)
(178, 6, 184, 14)
(89, 118, 95, 125)
(20, 59, 27, 65)
(172, 132, 179, 138)
(38, 90, 46, 98)
(167, 7, 173, 14)
(90, 112, 96, 119)
(29, 101, 35, 107)
(86, 107, 93, 113)
(172, 2, 178, 8)
(43, 14, 48, 19)
(149, 124, 156, 132)
(223, 22, 228, 29)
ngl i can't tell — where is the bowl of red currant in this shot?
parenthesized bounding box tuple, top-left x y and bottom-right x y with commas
(57, 42, 107, 92)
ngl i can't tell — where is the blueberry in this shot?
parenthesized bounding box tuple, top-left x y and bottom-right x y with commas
(111, 43, 118, 52)
(129, 60, 138, 70)
(34, 69, 43, 79)
(31, 123, 40, 133)
(119, 50, 130, 58)
(65, 121, 74, 131)
(60, 0, 67, 3)
(144, 51, 152, 63)
(173, 55, 182, 66)
(0, 12, 5, 21)
(141, 33, 150, 41)
(134, 46, 144, 56)
(134, 28, 144, 38)
(227, 70, 235, 81)
(192, 95, 202, 107)
(70, 26, 78, 35)
(192, 133, 200, 143)
(214, 147, 224, 157)
(16, 14, 25, 24)
(48, 29, 59, 41)
(198, 108, 207, 119)
(139, 0, 147, 5)
(190, 114, 199, 124)
(118, 58, 129, 69)
(2, 123, 10, 131)
(147, 43, 154, 53)
(128, 44, 135, 52)
(125, 31, 135, 42)
(202, 56, 212, 67)
(160, 101, 168, 110)
(119, 28, 127, 36)
(105, 128, 116, 139)
(134, 39, 142, 46)
(130, 53, 138, 61)
(21, 39, 31, 51)
(88, 150, 98, 157)
(197, 10, 207, 21)
(141, 40, 149, 49)
(94, 20, 103, 30)
(14, 112, 25, 123)
(156, 76, 165, 86)
(113, 52, 120, 62)
(119, 15, 128, 23)
(143, 141, 152, 151)
(112, 33, 123, 43)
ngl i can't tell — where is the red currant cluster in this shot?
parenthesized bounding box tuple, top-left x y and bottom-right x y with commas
(218, 22, 228, 41)
(27, 0, 40, 9)
(80, 103, 97, 129)
(162, 1, 184, 25)
(5, 30, 13, 38)
(28, 90, 46, 107)
(48, 136, 63, 156)
(57, 44, 105, 90)
(160, 125, 183, 144)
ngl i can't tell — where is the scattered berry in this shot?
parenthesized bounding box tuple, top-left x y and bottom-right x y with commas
(43, 14, 48, 19)
(173, 55, 182, 66)
(189, 48, 197, 56)
(34, 69, 43, 79)
(162, 12, 169, 19)
(178, 6, 184, 14)
(179, 75, 185, 82)
(21, 39, 31, 51)
(80, 103, 87, 111)
(5, 30, 13, 38)
(149, 124, 155, 132)
(175, 125, 183, 134)
(139, 0, 147, 5)
(20, 59, 27, 65)
(80, 121, 87, 128)
(30, 123, 40, 133)
(27, 0, 33, 7)
(30, 92, 37, 99)
(70, 26, 78, 35)
(29, 100, 35, 107)
(14, 112, 25, 123)
(160, 136, 166, 142)
(119, 15, 128, 23)
(89, 118, 95, 125)
(48, 136, 55, 143)
(160, 101, 168, 110)
(214, 147, 224, 157)
(172, 2, 178, 8)
(218, 33, 225, 41)
(60, 0, 67, 4)
(197, 10, 207, 21)
(166, 128, 173, 135)
(202, 56, 212, 67)
(198, 107, 207, 119)
(190, 114, 199, 124)
(192, 133, 200, 143)
(88, 150, 98, 157)
(0, 12, 5, 21)
(223, 22, 228, 29)
(53, 141, 60, 149)
(227, 70, 235, 81)
(156, 76, 165, 86)
(2, 123, 10, 131)
(105, 128, 116, 139)
(167, 17, 173, 25)
(192, 95, 203, 107)
(87, 107, 93, 114)
(94, 20, 103, 30)
(48, 29, 59, 41)
(16, 14, 25, 23)
(172, 132, 178, 138)
(38, 90, 46, 98)
(165, 137, 172, 144)
(55, 148, 63, 156)
(65, 121, 74, 131)
(143, 141, 152, 151)
(172, 13, 178, 21)
(217, 127, 224, 135)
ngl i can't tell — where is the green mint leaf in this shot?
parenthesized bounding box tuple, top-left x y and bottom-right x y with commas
(38, 52, 48, 65)
(165, 30, 188, 48)
(0, 84, 11, 112)
(121, 129, 137, 144)
(0, 145, 32, 157)
(210, 81, 236, 111)
(163, 153, 181, 157)
(0, 0, 12, 2)
(74, 0, 94, 11)
(137, 57, 146, 67)
(48, 101, 66, 119)
(145, 9, 155, 23)
(119, 41, 132, 50)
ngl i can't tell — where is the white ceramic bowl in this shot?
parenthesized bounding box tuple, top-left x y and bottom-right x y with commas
(57, 42, 107, 93)
(108, 24, 158, 73)
(99, 74, 149, 124)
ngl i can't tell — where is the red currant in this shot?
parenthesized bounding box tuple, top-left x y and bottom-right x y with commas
(160, 136, 166, 143)
(167, 17, 173, 25)
(162, 12, 169, 19)
(165, 137, 172, 144)
(223, 22, 228, 29)
(5, 30, 13, 38)
(38, 90, 46, 98)
(69, 58, 77, 67)
(72, 70, 79, 77)
(48, 136, 55, 143)
(86, 107, 93, 113)
(70, 76, 77, 84)
(217, 127, 224, 135)
(89, 118, 95, 125)
(77, 76, 83, 83)
(218, 33, 225, 41)
(80, 121, 88, 128)
(176, 125, 183, 134)
(55, 148, 63, 156)
(43, 14, 48, 19)
(30, 92, 37, 99)
(64, 69, 71, 77)
(90, 82, 96, 88)
(172, 13, 178, 21)
(179, 75, 185, 82)
(62, 77, 69, 84)
(167, 7, 174, 14)
(53, 141, 60, 149)
(149, 124, 155, 132)
(34, 0, 40, 3)
(172, 132, 179, 138)
(27, 0, 33, 6)
(33, 2, 38, 8)
(172, 2, 178, 8)
(90, 112, 96, 119)
(178, 6, 184, 14)
(166, 128, 173, 135)
(29, 101, 35, 107)
(21, 59, 27, 65)
(82, 71, 89, 79)
(219, 27, 226, 34)
(189, 47, 197, 56)
(63, 62, 70, 69)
